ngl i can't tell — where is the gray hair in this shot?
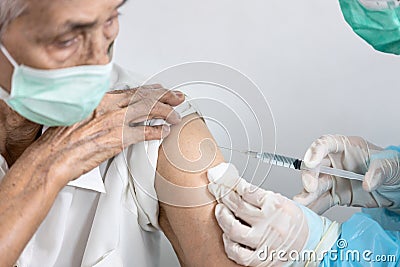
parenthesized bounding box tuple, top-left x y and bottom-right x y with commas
(0, 0, 27, 36)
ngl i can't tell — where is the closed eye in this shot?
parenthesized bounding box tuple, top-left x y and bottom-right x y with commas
(55, 36, 79, 49)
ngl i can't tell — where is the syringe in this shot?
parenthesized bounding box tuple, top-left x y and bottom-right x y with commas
(219, 147, 364, 181)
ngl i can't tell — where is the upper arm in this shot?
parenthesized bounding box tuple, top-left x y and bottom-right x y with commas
(156, 113, 241, 266)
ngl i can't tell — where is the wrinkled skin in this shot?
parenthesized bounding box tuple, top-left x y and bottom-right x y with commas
(9, 85, 184, 185)
(0, 100, 42, 166)
(0, 85, 183, 168)
(0, 84, 184, 267)
(0, 0, 184, 265)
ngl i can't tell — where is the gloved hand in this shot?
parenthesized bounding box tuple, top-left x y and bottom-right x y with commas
(207, 163, 341, 267)
(294, 135, 400, 214)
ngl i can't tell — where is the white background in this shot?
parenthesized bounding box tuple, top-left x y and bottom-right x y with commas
(116, 0, 400, 266)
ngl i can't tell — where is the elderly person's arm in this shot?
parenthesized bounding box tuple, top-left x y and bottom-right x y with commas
(156, 113, 242, 266)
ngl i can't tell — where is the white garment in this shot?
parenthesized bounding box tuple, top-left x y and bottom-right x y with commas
(0, 64, 197, 267)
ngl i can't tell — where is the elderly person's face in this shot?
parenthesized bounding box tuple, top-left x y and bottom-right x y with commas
(1, 0, 124, 71)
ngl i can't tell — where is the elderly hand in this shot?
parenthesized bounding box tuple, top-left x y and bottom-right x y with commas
(294, 135, 400, 214)
(0, 84, 184, 267)
(207, 163, 340, 266)
(11, 84, 184, 187)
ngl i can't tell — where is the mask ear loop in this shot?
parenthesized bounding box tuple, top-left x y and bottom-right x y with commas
(0, 86, 10, 100)
(0, 45, 14, 99)
(0, 44, 19, 69)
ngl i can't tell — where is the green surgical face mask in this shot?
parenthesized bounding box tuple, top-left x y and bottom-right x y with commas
(339, 0, 400, 55)
(0, 44, 113, 127)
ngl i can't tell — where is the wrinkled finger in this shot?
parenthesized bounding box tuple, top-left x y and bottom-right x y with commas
(149, 102, 182, 124)
(129, 87, 185, 106)
(96, 87, 163, 115)
(95, 92, 130, 116)
(102, 86, 161, 105)
(126, 101, 182, 125)
(111, 87, 184, 109)
(222, 234, 255, 266)
(140, 84, 163, 90)
(215, 204, 254, 248)
(123, 125, 170, 147)
(157, 90, 185, 106)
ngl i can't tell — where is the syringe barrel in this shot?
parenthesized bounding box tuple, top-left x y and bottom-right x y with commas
(300, 162, 364, 181)
(255, 152, 300, 170)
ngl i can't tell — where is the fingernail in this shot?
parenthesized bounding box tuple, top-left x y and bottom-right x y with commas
(173, 91, 184, 98)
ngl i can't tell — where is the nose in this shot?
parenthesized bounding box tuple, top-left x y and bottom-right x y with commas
(85, 31, 112, 65)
